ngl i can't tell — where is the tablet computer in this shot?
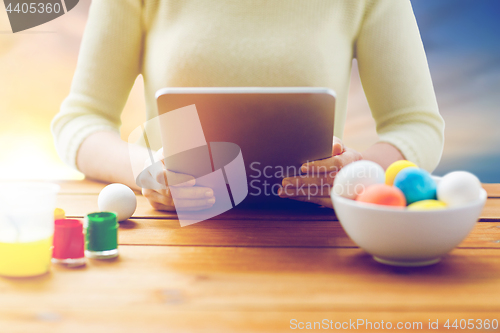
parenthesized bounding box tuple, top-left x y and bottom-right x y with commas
(156, 87, 335, 207)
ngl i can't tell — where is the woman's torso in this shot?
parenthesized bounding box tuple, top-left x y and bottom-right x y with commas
(140, 0, 367, 148)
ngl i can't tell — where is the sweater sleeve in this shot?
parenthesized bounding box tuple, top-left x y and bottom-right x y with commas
(355, 0, 445, 172)
(51, 0, 143, 170)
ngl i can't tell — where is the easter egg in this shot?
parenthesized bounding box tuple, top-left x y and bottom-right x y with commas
(407, 200, 447, 211)
(98, 183, 137, 222)
(356, 184, 406, 207)
(385, 160, 418, 186)
(393, 168, 436, 205)
(437, 171, 481, 207)
(333, 161, 385, 199)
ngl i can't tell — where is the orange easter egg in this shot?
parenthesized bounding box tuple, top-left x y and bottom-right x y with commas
(356, 184, 406, 207)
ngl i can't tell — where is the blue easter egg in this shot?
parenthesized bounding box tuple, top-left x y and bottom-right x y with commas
(393, 168, 437, 205)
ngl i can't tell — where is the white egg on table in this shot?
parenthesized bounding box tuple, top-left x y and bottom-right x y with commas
(437, 171, 482, 207)
(333, 160, 385, 199)
(98, 183, 137, 222)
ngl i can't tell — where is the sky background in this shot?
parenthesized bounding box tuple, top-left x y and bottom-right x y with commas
(412, 0, 500, 182)
(0, 0, 499, 182)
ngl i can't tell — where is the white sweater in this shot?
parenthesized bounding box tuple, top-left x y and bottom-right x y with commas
(52, 0, 444, 171)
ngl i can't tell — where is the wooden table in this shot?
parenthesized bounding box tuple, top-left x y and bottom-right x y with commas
(1, 180, 500, 332)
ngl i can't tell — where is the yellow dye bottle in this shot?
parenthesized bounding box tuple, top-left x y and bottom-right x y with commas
(0, 182, 60, 277)
(0, 236, 53, 277)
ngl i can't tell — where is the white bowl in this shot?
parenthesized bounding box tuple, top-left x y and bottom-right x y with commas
(331, 177, 487, 267)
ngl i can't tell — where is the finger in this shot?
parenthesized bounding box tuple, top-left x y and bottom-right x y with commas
(278, 185, 332, 198)
(148, 186, 215, 209)
(138, 165, 166, 190)
(332, 137, 345, 156)
(177, 204, 216, 211)
(142, 187, 152, 197)
(149, 200, 176, 212)
(300, 156, 343, 174)
(147, 190, 215, 211)
(146, 190, 174, 207)
(165, 169, 196, 187)
(170, 186, 214, 199)
(173, 197, 216, 209)
(282, 174, 336, 188)
(301, 148, 361, 174)
(156, 169, 196, 187)
(284, 196, 333, 208)
(149, 200, 213, 212)
(331, 147, 363, 169)
(150, 200, 214, 212)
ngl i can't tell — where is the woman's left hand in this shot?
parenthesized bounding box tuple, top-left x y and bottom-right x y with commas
(278, 137, 363, 208)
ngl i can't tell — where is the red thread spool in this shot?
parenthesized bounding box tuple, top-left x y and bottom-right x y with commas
(52, 219, 85, 267)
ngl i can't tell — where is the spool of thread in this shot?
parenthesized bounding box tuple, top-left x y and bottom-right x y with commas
(52, 219, 86, 267)
(85, 212, 119, 259)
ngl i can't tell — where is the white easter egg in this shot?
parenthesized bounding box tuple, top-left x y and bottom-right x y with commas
(98, 183, 137, 221)
(437, 171, 481, 207)
(333, 160, 385, 199)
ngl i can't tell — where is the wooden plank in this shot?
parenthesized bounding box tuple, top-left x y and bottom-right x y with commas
(56, 193, 153, 217)
(55, 180, 500, 198)
(57, 194, 500, 222)
(480, 198, 500, 221)
(483, 183, 500, 198)
(1, 247, 499, 323)
(117, 219, 500, 249)
(56, 194, 338, 221)
(55, 179, 109, 194)
(1, 310, 499, 333)
(460, 222, 500, 248)
(4, 179, 498, 333)
(117, 219, 353, 247)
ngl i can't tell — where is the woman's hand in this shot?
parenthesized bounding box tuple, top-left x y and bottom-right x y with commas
(141, 149, 216, 211)
(278, 137, 363, 208)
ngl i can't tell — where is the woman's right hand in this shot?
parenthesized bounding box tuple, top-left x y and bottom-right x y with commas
(141, 149, 216, 211)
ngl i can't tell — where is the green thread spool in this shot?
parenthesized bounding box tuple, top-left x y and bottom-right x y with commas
(85, 212, 118, 259)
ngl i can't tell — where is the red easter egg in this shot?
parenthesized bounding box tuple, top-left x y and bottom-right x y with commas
(356, 184, 406, 207)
